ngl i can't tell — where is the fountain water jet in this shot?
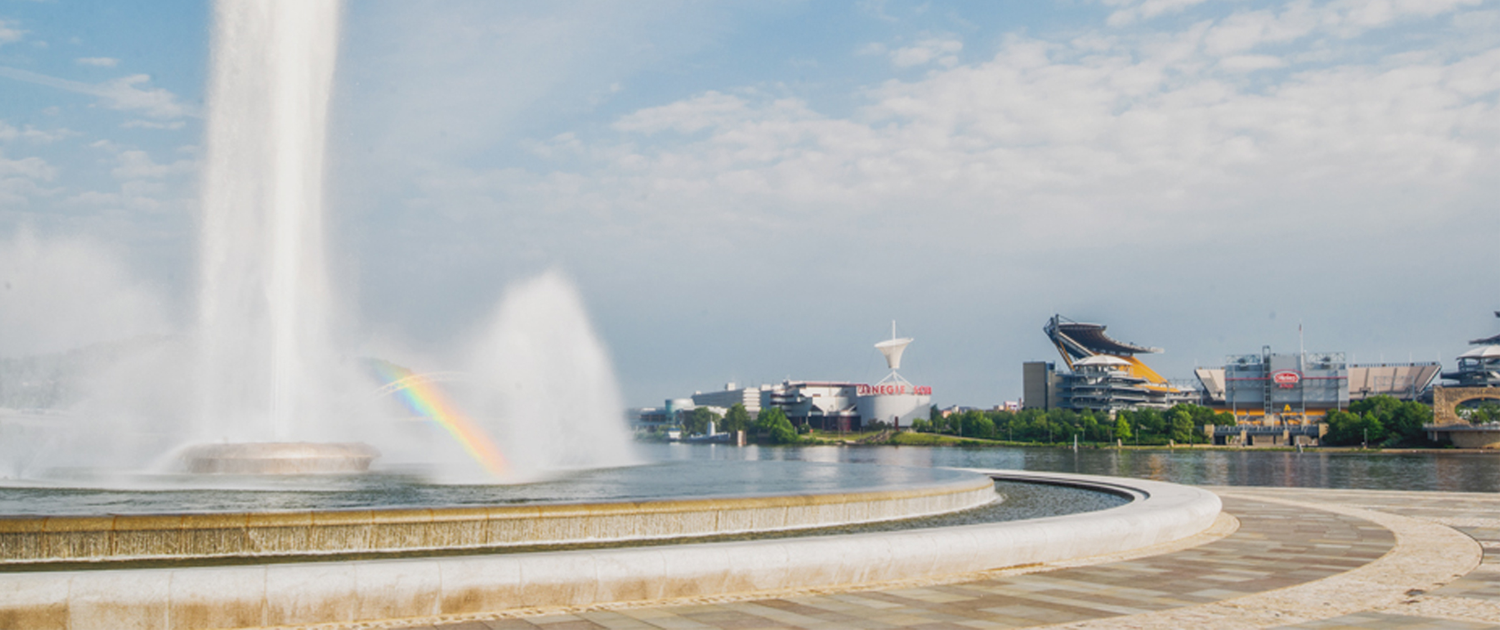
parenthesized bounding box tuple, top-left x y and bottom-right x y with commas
(191, 0, 370, 471)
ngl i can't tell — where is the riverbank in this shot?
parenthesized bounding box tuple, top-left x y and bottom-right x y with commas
(787, 429, 1500, 454)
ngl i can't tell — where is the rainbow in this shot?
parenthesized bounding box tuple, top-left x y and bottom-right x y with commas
(367, 359, 509, 477)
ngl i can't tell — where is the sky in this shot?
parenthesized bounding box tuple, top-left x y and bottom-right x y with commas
(1, 0, 1498, 408)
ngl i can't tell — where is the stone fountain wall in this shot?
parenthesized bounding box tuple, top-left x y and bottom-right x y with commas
(0, 471, 1222, 630)
(0, 475, 995, 565)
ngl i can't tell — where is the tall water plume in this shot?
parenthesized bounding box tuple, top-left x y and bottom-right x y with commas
(197, 0, 343, 442)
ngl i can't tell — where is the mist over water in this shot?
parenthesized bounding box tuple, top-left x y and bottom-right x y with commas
(0, 0, 635, 485)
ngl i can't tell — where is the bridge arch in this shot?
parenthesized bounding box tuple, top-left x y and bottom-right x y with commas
(1432, 386, 1500, 425)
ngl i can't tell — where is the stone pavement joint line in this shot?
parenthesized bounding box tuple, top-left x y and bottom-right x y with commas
(288, 489, 1500, 630)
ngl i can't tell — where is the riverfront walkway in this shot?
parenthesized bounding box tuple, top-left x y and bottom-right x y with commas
(368, 487, 1500, 629)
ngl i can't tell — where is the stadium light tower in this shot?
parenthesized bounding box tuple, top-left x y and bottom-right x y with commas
(873, 321, 915, 387)
(875, 321, 913, 371)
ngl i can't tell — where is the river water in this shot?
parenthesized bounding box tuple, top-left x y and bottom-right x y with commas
(641, 443, 1500, 493)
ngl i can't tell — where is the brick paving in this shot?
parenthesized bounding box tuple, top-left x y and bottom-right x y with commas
(383, 488, 1500, 629)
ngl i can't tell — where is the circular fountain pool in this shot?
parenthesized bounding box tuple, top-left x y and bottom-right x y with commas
(0, 460, 977, 515)
(0, 461, 1005, 566)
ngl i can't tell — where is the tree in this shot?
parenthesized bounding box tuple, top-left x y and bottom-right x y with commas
(1169, 408, 1196, 443)
(680, 408, 704, 435)
(1080, 412, 1101, 442)
(1115, 417, 1133, 442)
(1133, 409, 1165, 437)
(1325, 409, 1385, 446)
(721, 403, 752, 433)
(755, 407, 799, 444)
(960, 410, 994, 439)
(1349, 396, 1435, 447)
(684, 407, 722, 436)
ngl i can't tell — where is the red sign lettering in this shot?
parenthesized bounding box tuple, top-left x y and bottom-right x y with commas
(1271, 370, 1301, 388)
(856, 384, 932, 396)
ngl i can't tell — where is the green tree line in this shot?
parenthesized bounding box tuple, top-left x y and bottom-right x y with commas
(1322, 395, 1435, 447)
(677, 403, 802, 445)
(908, 404, 1234, 446)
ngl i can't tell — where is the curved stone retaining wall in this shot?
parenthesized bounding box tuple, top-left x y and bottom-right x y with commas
(0, 471, 1221, 630)
(0, 475, 996, 566)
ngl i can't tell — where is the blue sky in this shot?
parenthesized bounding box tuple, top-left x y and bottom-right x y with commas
(2, 0, 1498, 407)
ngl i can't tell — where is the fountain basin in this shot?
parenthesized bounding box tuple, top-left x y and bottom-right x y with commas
(0, 471, 1221, 630)
(0, 469, 995, 565)
(177, 442, 380, 474)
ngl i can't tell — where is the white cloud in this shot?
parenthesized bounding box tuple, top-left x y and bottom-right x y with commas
(75, 57, 120, 68)
(452, 7, 1499, 263)
(46, 143, 197, 216)
(94, 75, 191, 119)
(0, 19, 24, 46)
(0, 67, 192, 120)
(0, 121, 75, 144)
(0, 149, 57, 207)
(1106, 0, 1212, 27)
(1219, 54, 1290, 72)
(121, 119, 185, 130)
(613, 91, 755, 134)
(889, 37, 963, 68)
(109, 150, 194, 180)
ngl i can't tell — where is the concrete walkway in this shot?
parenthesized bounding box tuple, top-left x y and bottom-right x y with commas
(361, 487, 1500, 630)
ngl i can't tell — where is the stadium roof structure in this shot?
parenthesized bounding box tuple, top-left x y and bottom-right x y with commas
(1468, 311, 1500, 346)
(1045, 314, 1162, 367)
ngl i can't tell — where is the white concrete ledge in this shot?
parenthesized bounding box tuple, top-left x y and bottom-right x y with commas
(0, 471, 1222, 630)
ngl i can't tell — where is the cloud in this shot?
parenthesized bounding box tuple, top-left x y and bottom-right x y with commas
(613, 91, 755, 135)
(0, 19, 24, 46)
(0, 155, 55, 207)
(1106, 0, 1212, 27)
(0, 67, 192, 119)
(1218, 54, 1290, 72)
(889, 37, 963, 68)
(0, 130, 57, 207)
(0, 121, 72, 144)
(109, 150, 194, 180)
(75, 57, 120, 68)
(121, 119, 185, 130)
(441, 3, 1500, 267)
(53, 144, 197, 215)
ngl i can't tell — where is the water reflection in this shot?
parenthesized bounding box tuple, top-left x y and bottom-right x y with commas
(639, 444, 1500, 493)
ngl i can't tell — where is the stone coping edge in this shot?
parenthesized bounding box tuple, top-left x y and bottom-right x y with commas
(0, 474, 996, 566)
(0, 471, 1221, 630)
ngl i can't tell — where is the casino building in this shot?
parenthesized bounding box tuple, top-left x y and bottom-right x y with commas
(649, 327, 933, 433)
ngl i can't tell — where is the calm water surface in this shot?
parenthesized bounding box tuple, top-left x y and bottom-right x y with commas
(0, 459, 978, 515)
(641, 443, 1500, 493)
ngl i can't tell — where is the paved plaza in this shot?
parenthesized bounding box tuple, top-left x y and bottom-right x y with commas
(353, 487, 1500, 630)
